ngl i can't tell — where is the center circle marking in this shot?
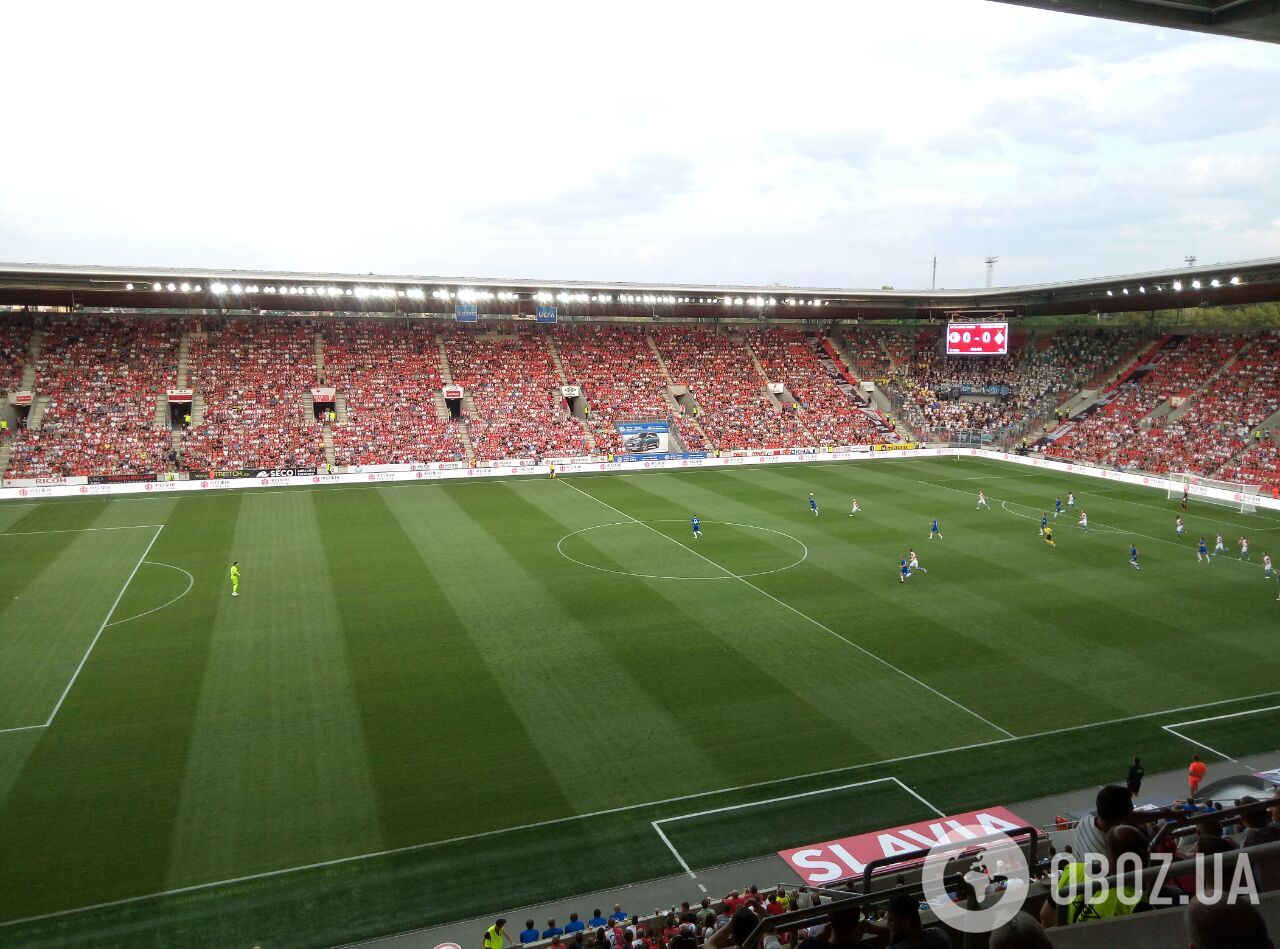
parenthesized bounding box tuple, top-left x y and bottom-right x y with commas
(555, 520, 808, 581)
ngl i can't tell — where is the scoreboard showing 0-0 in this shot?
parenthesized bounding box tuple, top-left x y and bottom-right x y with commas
(945, 321, 1008, 356)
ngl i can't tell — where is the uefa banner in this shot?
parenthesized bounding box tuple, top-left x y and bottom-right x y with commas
(616, 421, 668, 455)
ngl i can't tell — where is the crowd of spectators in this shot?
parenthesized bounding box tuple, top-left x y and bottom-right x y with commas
(553, 325, 708, 452)
(743, 329, 885, 446)
(182, 320, 325, 470)
(881, 328, 1142, 443)
(1045, 334, 1246, 472)
(322, 320, 467, 465)
(0, 320, 29, 394)
(836, 326, 892, 382)
(652, 327, 813, 451)
(6, 316, 179, 477)
(443, 328, 592, 460)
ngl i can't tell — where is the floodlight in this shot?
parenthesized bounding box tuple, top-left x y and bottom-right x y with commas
(1172, 281, 1182, 291)
(211, 282, 227, 294)
(1192, 280, 1201, 289)
(167, 283, 177, 291)
(1122, 288, 1128, 295)
(179, 282, 191, 292)
(152, 282, 162, 291)
(1106, 290, 1113, 297)
(1210, 278, 1220, 287)
(1230, 275, 1241, 285)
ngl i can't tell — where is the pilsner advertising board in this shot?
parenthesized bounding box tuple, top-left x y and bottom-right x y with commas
(616, 421, 668, 455)
(779, 806, 1028, 884)
(946, 322, 1008, 356)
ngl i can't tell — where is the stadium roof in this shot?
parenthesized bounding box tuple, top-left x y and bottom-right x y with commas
(989, 0, 1280, 44)
(1, 258, 1279, 321)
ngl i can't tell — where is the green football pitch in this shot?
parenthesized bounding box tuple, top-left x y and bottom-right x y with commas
(1, 456, 1278, 948)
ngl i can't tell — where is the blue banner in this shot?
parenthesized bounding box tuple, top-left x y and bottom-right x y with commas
(536, 306, 558, 324)
(617, 452, 708, 463)
(455, 304, 478, 322)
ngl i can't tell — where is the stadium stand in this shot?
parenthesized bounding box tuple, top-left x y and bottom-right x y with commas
(443, 327, 593, 460)
(322, 320, 468, 465)
(652, 327, 812, 451)
(553, 324, 709, 453)
(6, 316, 179, 477)
(1045, 334, 1247, 474)
(181, 320, 326, 470)
(881, 328, 1143, 445)
(742, 328, 885, 446)
(0, 319, 29, 395)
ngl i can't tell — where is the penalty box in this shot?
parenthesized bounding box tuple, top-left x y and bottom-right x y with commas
(650, 777, 944, 877)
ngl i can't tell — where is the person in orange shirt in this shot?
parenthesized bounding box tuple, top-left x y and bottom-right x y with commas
(1188, 755, 1208, 798)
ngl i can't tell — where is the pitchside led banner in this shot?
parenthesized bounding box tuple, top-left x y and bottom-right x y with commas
(779, 806, 1028, 884)
(616, 421, 668, 454)
(946, 322, 1008, 355)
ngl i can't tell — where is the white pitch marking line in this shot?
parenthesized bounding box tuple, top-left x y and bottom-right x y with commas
(104, 562, 194, 628)
(43, 525, 165, 726)
(650, 777, 912, 878)
(891, 777, 945, 818)
(651, 822, 697, 879)
(1161, 725, 1241, 766)
(555, 519, 808, 582)
(1160, 703, 1280, 767)
(0, 524, 165, 538)
(5, 686, 1280, 927)
(559, 478, 1016, 740)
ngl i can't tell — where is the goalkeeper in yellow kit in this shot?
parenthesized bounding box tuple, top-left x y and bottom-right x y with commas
(230, 561, 240, 597)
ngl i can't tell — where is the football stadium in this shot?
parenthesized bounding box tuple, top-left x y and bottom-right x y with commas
(3, 2, 1280, 948)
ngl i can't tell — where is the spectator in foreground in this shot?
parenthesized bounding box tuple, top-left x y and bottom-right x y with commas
(796, 906, 862, 949)
(609, 905, 628, 923)
(989, 911, 1052, 949)
(520, 920, 541, 944)
(1044, 825, 1149, 927)
(1074, 784, 1134, 859)
(862, 895, 951, 947)
(1240, 796, 1280, 847)
(1186, 896, 1273, 949)
(543, 919, 564, 940)
(565, 913, 586, 934)
(589, 910, 608, 929)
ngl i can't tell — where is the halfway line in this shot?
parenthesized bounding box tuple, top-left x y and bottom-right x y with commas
(558, 477, 1016, 740)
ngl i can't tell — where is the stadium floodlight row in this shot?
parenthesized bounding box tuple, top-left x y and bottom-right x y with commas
(2, 256, 1280, 318)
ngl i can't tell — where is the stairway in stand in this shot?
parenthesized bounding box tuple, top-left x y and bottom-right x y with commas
(647, 332, 714, 449)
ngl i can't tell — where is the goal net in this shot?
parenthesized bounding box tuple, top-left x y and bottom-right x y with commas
(1167, 473, 1260, 513)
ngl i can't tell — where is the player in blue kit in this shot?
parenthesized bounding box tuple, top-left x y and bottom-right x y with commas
(809, 493, 819, 516)
(1040, 513, 1048, 536)
(691, 515, 702, 539)
(1130, 544, 1141, 571)
(1054, 497, 1063, 519)
(929, 517, 942, 540)
(899, 558, 912, 582)
(1197, 538, 1210, 563)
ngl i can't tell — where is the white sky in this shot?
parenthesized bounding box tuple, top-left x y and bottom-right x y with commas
(1, 0, 1278, 289)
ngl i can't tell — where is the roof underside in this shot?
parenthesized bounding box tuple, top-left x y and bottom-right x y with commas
(989, 0, 1280, 44)
(1, 259, 1278, 321)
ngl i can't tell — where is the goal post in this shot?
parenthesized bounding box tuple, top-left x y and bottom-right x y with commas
(1167, 472, 1259, 513)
